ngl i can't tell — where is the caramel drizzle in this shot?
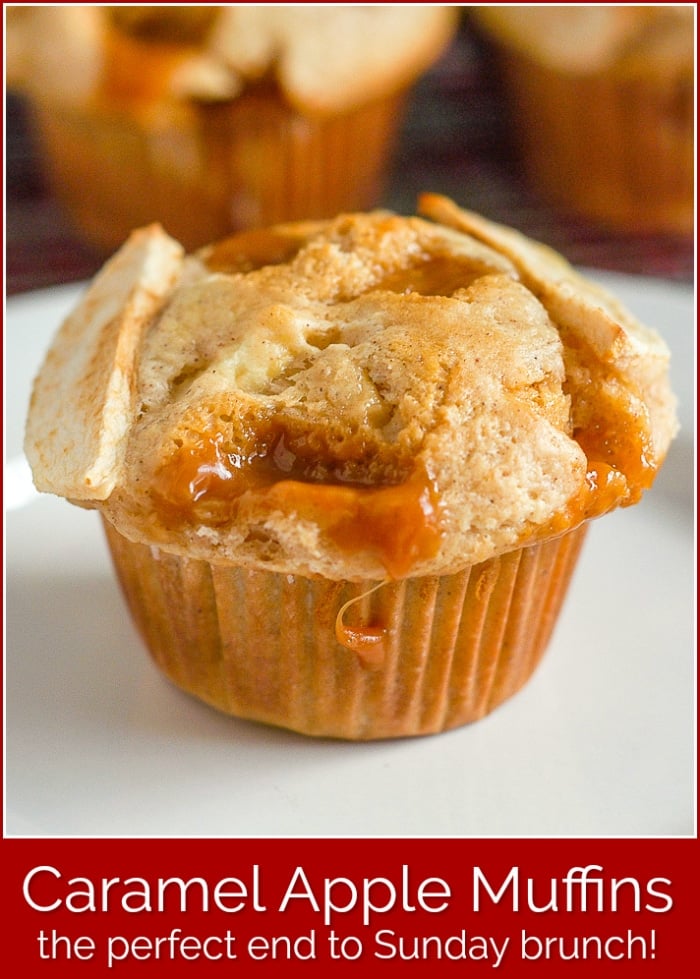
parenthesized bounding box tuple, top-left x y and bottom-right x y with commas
(152, 429, 444, 580)
(334, 581, 388, 667)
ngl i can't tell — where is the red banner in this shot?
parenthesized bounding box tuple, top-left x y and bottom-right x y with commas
(2, 836, 698, 976)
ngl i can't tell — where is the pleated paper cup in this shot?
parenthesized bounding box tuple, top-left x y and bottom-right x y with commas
(29, 88, 406, 254)
(102, 518, 587, 741)
(496, 49, 694, 235)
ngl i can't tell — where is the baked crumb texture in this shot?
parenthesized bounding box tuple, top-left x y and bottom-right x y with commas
(25, 196, 677, 581)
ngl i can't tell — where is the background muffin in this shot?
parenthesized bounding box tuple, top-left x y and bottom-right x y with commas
(24, 197, 677, 739)
(6, 4, 456, 252)
(471, 5, 694, 234)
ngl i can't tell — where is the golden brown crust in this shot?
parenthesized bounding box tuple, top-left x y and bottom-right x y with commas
(25, 199, 678, 580)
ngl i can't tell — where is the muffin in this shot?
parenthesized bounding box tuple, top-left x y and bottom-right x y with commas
(471, 5, 694, 234)
(24, 195, 678, 740)
(6, 4, 456, 252)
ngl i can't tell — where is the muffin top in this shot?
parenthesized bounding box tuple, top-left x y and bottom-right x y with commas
(25, 195, 678, 581)
(7, 5, 457, 113)
(472, 5, 694, 76)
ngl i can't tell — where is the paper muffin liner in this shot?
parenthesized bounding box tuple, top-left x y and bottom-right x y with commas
(497, 52, 694, 235)
(102, 518, 588, 741)
(29, 88, 406, 253)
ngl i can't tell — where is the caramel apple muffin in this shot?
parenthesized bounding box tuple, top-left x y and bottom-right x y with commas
(25, 195, 678, 738)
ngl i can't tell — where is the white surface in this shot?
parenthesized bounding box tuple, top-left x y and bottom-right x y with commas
(4, 273, 696, 839)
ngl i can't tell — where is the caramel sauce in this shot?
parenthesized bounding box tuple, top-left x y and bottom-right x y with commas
(202, 236, 493, 288)
(540, 461, 628, 541)
(153, 427, 442, 579)
(372, 255, 489, 296)
(264, 473, 442, 580)
(534, 400, 657, 541)
(575, 409, 656, 495)
(152, 384, 658, 578)
(335, 625, 386, 667)
(334, 582, 388, 666)
(203, 229, 306, 274)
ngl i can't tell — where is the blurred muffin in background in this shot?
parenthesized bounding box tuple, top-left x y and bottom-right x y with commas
(471, 5, 694, 235)
(6, 5, 456, 252)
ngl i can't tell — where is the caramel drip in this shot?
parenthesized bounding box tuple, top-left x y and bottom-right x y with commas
(534, 388, 658, 542)
(334, 582, 388, 667)
(265, 474, 442, 579)
(575, 406, 656, 497)
(152, 429, 442, 579)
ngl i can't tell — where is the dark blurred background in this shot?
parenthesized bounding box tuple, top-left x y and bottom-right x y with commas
(5, 15, 694, 296)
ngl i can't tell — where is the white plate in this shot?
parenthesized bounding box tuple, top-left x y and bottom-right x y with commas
(4, 273, 695, 838)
